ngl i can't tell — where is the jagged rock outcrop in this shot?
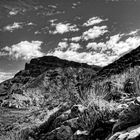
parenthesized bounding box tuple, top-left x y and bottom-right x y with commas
(29, 104, 87, 140)
(0, 56, 100, 109)
(113, 99, 140, 133)
(109, 125, 140, 140)
(2, 46, 140, 140)
(27, 102, 116, 140)
(16, 56, 100, 78)
(109, 97, 140, 140)
(94, 46, 140, 80)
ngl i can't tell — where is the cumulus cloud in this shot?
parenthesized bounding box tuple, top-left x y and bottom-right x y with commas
(86, 33, 140, 56)
(27, 22, 35, 26)
(128, 29, 139, 36)
(83, 17, 107, 27)
(56, 42, 81, 51)
(61, 36, 81, 42)
(0, 51, 7, 56)
(68, 43, 81, 51)
(71, 36, 81, 42)
(57, 42, 68, 50)
(2, 41, 44, 60)
(50, 23, 79, 34)
(3, 22, 23, 32)
(0, 72, 13, 83)
(48, 49, 116, 66)
(87, 42, 106, 51)
(9, 9, 19, 16)
(48, 30, 140, 66)
(72, 1, 81, 9)
(112, 36, 140, 55)
(82, 26, 108, 40)
(48, 5, 57, 8)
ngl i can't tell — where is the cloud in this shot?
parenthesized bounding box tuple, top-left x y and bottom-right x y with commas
(68, 43, 81, 51)
(87, 42, 106, 51)
(2, 41, 44, 60)
(9, 9, 19, 16)
(72, 1, 81, 9)
(0, 51, 7, 56)
(48, 39, 111, 66)
(0, 72, 14, 83)
(57, 42, 68, 50)
(48, 5, 57, 8)
(86, 33, 140, 56)
(3, 22, 23, 32)
(50, 23, 79, 34)
(82, 26, 108, 40)
(56, 42, 81, 51)
(83, 17, 107, 27)
(27, 22, 35, 26)
(61, 36, 81, 42)
(71, 36, 82, 42)
(112, 36, 140, 55)
(48, 30, 140, 66)
(48, 49, 116, 66)
(127, 29, 139, 36)
(55, 23, 69, 34)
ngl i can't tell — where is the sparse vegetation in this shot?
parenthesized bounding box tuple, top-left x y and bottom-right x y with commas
(2, 53, 140, 140)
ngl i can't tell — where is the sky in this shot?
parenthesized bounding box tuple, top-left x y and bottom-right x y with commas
(0, 0, 140, 82)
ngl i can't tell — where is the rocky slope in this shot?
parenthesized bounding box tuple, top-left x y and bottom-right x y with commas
(0, 56, 102, 140)
(2, 46, 140, 140)
(89, 45, 140, 140)
(93, 45, 140, 80)
(0, 56, 100, 109)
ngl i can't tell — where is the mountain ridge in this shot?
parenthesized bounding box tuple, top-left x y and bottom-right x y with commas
(14, 55, 101, 78)
(93, 45, 140, 80)
(0, 55, 100, 109)
(1, 46, 140, 140)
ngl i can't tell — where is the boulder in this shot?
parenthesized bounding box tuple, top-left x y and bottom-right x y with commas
(124, 78, 136, 95)
(116, 104, 128, 112)
(63, 117, 79, 132)
(70, 104, 86, 118)
(57, 125, 73, 140)
(29, 104, 70, 139)
(45, 125, 73, 140)
(134, 96, 140, 105)
(48, 104, 85, 131)
(113, 102, 140, 133)
(109, 124, 140, 140)
(89, 120, 115, 140)
(70, 130, 89, 140)
(50, 110, 71, 129)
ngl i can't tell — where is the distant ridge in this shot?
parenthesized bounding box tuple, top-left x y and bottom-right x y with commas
(94, 45, 140, 80)
(14, 55, 101, 78)
(0, 55, 101, 103)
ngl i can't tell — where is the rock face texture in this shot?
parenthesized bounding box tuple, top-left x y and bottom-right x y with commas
(0, 56, 100, 109)
(109, 97, 140, 140)
(2, 47, 140, 140)
(17, 56, 99, 78)
(94, 46, 140, 80)
(0, 56, 102, 140)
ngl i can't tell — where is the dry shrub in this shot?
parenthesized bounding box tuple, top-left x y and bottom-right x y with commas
(76, 89, 119, 132)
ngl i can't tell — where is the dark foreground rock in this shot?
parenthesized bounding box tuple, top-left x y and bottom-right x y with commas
(109, 97, 140, 140)
(113, 98, 140, 133)
(29, 104, 89, 140)
(109, 124, 140, 140)
(27, 102, 117, 140)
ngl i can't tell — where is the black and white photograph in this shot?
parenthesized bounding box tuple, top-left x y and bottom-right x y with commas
(0, 0, 140, 139)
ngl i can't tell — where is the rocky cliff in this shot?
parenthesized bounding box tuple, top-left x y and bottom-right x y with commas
(0, 56, 100, 109)
(94, 46, 140, 80)
(1, 47, 140, 140)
